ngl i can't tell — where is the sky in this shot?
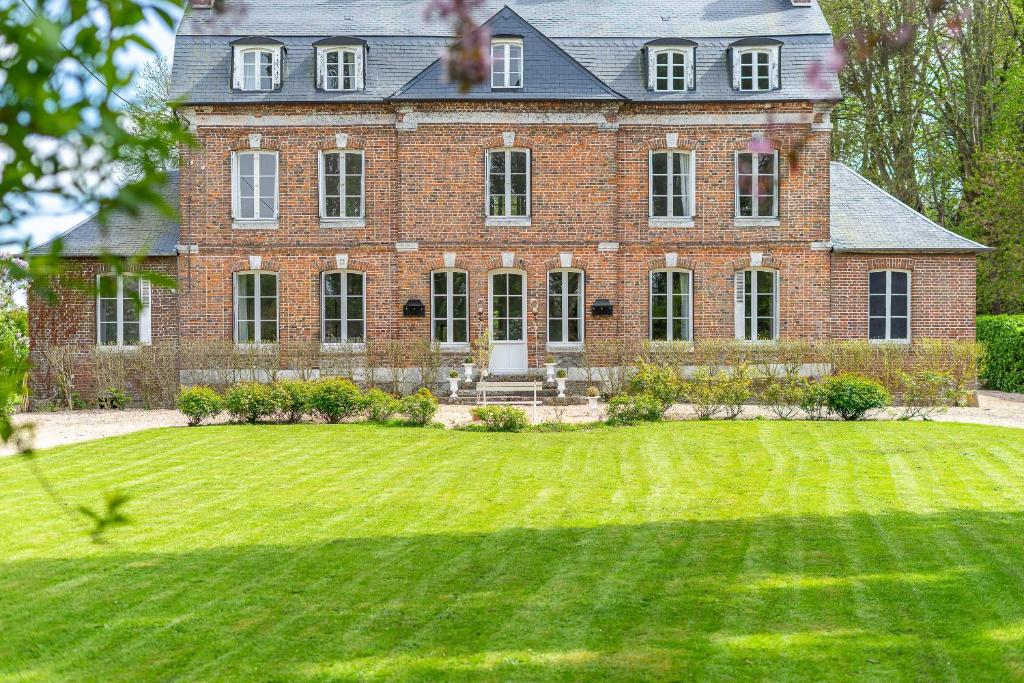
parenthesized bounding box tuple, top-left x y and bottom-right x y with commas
(16, 6, 182, 250)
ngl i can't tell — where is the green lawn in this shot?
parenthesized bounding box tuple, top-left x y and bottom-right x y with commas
(3, 422, 1024, 681)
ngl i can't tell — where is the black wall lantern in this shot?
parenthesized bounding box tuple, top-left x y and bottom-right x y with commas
(591, 298, 614, 317)
(403, 298, 426, 317)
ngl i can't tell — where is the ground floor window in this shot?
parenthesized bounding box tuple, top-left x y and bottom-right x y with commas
(431, 270, 468, 345)
(736, 269, 777, 341)
(548, 270, 583, 344)
(235, 271, 278, 344)
(97, 274, 150, 346)
(869, 270, 910, 341)
(650, 269, 692, 342)
(322, 271, 365, 344)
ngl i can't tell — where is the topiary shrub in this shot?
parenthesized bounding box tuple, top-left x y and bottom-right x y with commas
(760, 375, 809, 420)
(977, 315, 1024, 392)
(471, 405, 530, 432)
(626, 361, 682, 413)
(823, 373, 891, 421)
(276, 379, 313, 423)
(177, 386, 223, 426)
(606, 392, 665, 426)
(399, 388, 439, 426)
(308, 378, 364, 424)
(223, 382, 287, 424)
(364, 388, 401, 423)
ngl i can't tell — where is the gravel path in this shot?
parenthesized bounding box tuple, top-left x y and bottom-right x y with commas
(5, 390, 1023, 455)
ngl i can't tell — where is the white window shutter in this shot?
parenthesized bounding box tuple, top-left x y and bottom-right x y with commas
(770, 48, 780, 89)
(231, 48, 243, 89)
(646, 48, 657, 90)
(773, 271, 780, 338)
(732, 49, 742, 89)
(271, 48, 281, 88)
(316, 48, 325, 89)
(734, 271, 746, 339)
(139, 279, 152, 345)
(230, 151, 238, 219)
(686, 48, 695, 90)
(355, 47, 365, 90)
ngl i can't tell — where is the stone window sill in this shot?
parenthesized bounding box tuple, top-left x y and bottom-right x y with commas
(546, 343, 584, 353)
(485, 217, 532, 228)
(95, 344, 143, 353)
(232, 220, 279, 230)
(320, 342, 367, 353)
(319, 218, 366, 229)
(869, 338, 911, 346)
(648, 217, 695, 229)
(439, 343, 471, 353)
(733, 218, 780, 228)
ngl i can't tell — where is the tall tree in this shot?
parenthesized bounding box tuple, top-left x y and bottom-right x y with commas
(122, 57, 182, 180)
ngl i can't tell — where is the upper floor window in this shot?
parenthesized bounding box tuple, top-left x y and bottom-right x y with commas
(650, 269, 692, 342)
(315, 41, 365, 91)
(486, 149, 529, 218)
(650, 150, 694, 219)
(548, 270, 583, 346)
(869, 270, 910, 342)
(231, 39, 283, 91)
(319, 150, 364, 219)
(735, 268, 778, 341)
(432, 270, 469, 346)
(735, 151, 777, 219)
(322, 270, 365, 344)
(97, 274, 151, 347)
(232, 150, 278, 221)
(491, 38, 523, 89)
(648, 48, 694, 92)
(731, 43, 780, 91)
(235, 271, 278, 344)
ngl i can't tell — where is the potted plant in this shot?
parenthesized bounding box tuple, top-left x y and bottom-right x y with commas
(586, 385, 600, 408)
(556, 368, 568, 398)
(448, 370, 460, 398)
(462, 356, 475, 383)
(544, 355, 557, 384)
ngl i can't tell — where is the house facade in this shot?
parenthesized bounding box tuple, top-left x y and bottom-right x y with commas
(28, 0, 988, 397)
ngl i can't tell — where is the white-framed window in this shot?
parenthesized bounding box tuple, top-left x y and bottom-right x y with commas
(232, 150, 278, 221)
(869, 270, 910, 342)
(491, 38, 523, 88)
(322, 270, 365, 344)
(232, 45, 281, 91)
(319, 150, 364, 218)
(431, 270, 468, 346)
(648, 48, 693, 91)
(234, 271, 278, 344)
(735, 268, 778, 341)
(650, 270, 692, 342)
(650, 150, 694, 218)
(316, 46, 364, 91)
(733, 47, 779, 91)
(735, 151, 778, 219)
(547, 269, 584, 345)
(96, 274, 151, 347)
(486, 148, 530, 218)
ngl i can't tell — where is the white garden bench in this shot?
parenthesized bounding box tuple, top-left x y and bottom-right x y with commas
(475, 380, 543, 420)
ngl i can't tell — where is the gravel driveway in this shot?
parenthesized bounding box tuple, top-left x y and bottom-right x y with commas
(4, 390, 1023, 456)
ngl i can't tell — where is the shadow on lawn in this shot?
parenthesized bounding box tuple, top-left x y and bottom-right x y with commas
(4, 509, 1024, 681)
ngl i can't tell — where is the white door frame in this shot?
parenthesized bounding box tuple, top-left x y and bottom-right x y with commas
(488, 269, 529, 374)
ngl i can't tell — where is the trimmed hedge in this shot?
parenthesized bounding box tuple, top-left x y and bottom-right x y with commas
(978, 315, 1024, 392)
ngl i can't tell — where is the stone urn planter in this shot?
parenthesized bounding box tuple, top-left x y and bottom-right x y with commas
(463, 359, 475, 383)
(586, 386, 600, 408)
(556, 370, 567, 399)
(543, 358, 556, 384)
(448, 374, 460, 399)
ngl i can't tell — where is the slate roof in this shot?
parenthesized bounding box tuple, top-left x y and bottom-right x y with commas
(830, 163, 989, 253)
(169, 0, 841, 103)
(29, 172, 180, 258)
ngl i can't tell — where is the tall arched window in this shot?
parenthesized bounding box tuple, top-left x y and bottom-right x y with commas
(431, 269, 469, 346)
(234, 271, 278, 344)
(734, 268, 778, 341)
(322, 270, 365, 344)
(547, 269, 584, 346)
(650, 269, 692, 342)
(486, 148, 530, 218)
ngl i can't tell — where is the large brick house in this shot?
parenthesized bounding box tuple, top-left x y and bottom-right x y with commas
(29, 0, 988, 396)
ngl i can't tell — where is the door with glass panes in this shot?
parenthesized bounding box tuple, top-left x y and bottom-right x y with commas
(489, 271, 528, 373)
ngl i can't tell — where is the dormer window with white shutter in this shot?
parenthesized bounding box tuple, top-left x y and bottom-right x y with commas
(645, 39, 696, 92)
(231, 37, 284, 92)
(314, 37, 366, 92)
(729, 38, 781, 92)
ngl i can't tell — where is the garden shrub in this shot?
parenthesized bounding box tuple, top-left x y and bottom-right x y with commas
(98, 386, 130, 410)
(308, 378, 365, 424)
(822, 373, 891, 421)
(760, 375, 809, 420)
(897, 370, 963, 420)
(606, 392, 664, 425)
(471, 405, 530, 432)
(399, 388, 439, 426)
(977, 315, 1024, 392)
(276, 379, 313, 423)
(224, 382, 287, 424)
(683, 366, 752, 420)
(626, 361, 682, 412)
(364, 388, 401, 423)
(177, 386, 223, 426)
(798, 381, 831, 420)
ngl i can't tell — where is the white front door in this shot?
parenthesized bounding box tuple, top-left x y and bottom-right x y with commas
(489, 271, 528, 374)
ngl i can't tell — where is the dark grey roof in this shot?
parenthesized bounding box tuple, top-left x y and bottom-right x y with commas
(830, 163, 989, 253)
(178, 0, 833, 38)
(29, 172, 180, 258)
(170, 0, 841, 104)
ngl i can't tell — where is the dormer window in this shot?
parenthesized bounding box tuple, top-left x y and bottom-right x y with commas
(645, 39, 696, 92)
(315, 37, 366, 92)
(231, 37, 283, 91)
(491, 38, 523, 89)
(730, 39, 781, 92)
